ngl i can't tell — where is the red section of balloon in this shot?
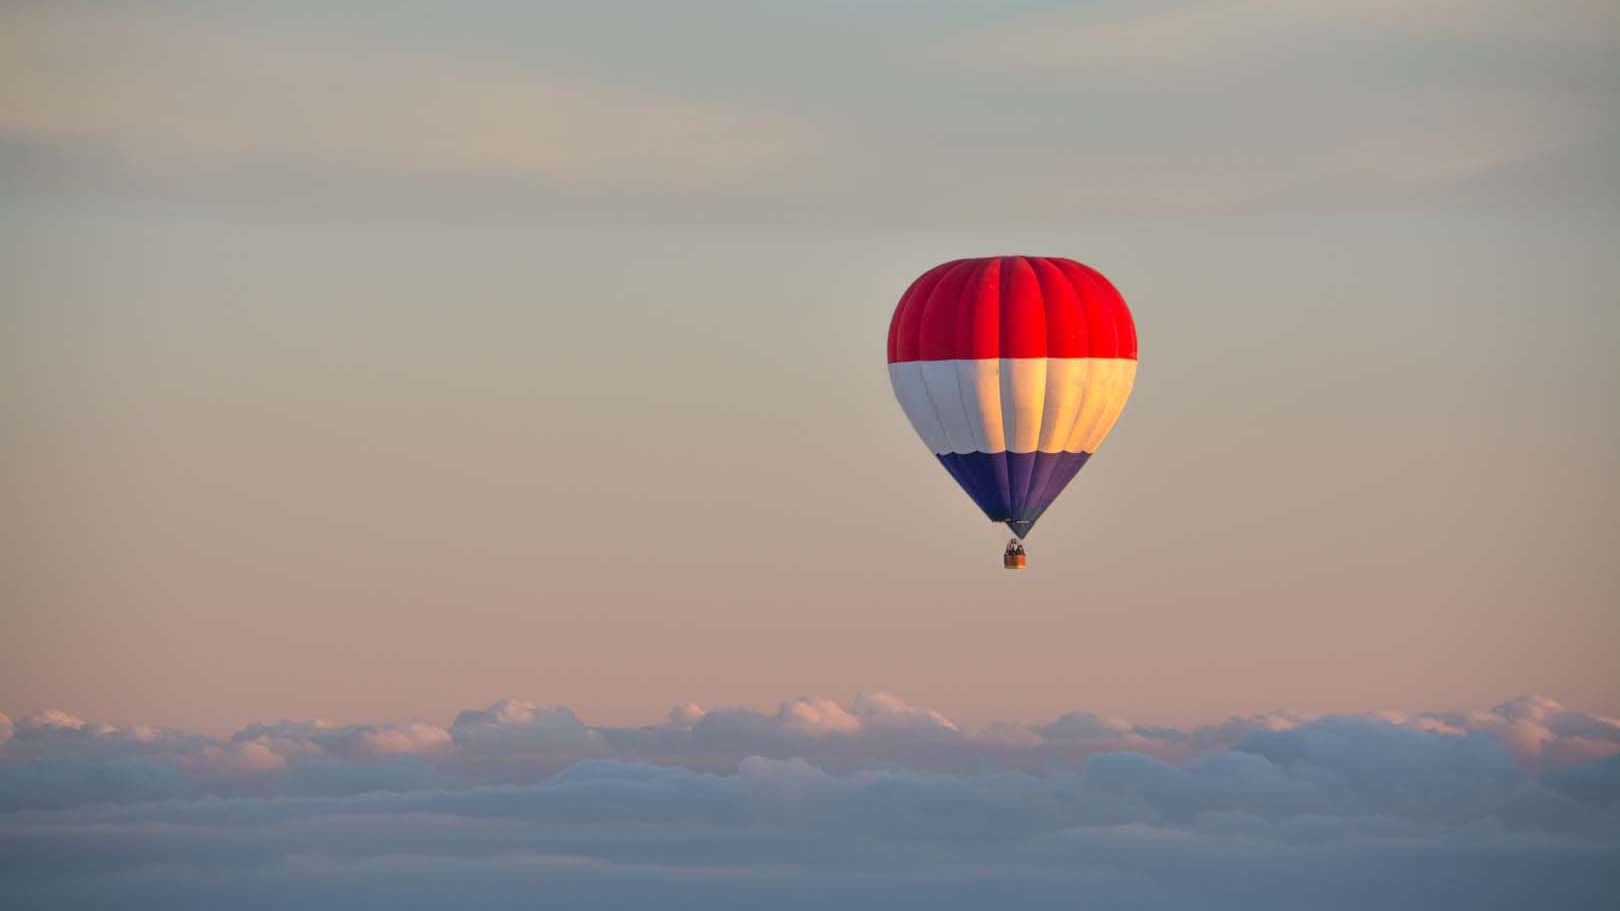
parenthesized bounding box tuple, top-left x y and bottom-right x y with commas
(886, 257, 1137, 363)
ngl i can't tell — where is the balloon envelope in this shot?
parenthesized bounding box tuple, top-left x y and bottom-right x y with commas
(886, 256, 1137, 538)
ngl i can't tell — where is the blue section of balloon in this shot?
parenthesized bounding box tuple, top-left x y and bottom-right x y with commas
(935, 450, 1091, 538)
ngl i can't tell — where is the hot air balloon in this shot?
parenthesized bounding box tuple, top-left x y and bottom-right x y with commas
(886, 256, 1137, 569)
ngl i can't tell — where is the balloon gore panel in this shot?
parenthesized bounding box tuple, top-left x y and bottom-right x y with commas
(937, 450, 1091, 538)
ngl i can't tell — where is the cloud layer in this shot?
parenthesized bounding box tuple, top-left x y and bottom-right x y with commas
(3, 694, 1617, 908)
(4, 1, 1614, 222)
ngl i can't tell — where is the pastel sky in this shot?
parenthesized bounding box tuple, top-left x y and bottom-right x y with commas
(4, 2, 1620, 906)
(4, 0, 1618, 738)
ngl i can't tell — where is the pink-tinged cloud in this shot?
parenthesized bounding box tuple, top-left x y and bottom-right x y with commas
(3, 693, 1617, 910)
(4, 692, 1617, 808)
(1416, 696, 1620, 768)
(450, 699, 605, 755)
(776, 697, 861, 735)
(20, 709, 89, 731)
(184, 740, 289, 774)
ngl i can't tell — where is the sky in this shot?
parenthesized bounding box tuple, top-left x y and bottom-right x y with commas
(2, 1, 1619, 902)
(4, 0, 1619, 725)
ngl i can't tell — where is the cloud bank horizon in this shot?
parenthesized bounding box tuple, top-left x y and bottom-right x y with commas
(4, 692, 1617, 908)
